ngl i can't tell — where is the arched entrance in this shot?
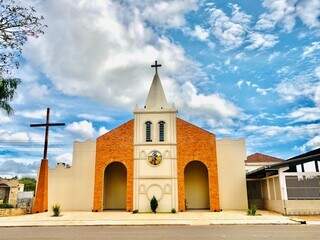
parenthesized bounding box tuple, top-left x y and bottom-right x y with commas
(103, 162, 127, 210)
(0, 184, 10, 204)
(184, 161, 210, 210)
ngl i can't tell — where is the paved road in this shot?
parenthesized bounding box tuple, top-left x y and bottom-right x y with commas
(0, 225, 319, 240)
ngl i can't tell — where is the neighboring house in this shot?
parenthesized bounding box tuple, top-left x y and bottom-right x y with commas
(245, 153, 283, 173)
(247, 148, 320, 215)
(0, 177, 24, 206)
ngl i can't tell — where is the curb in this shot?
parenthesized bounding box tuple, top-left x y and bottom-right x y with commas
(289, 218, 306, 224)
(0, 221, 300, 227)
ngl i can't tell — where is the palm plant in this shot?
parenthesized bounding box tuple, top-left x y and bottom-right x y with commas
(0, 78, 20, 115)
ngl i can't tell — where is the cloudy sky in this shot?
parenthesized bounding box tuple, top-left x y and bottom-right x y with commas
(1, 0, 320, 177)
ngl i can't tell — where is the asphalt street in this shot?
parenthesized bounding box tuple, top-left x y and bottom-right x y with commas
(0, 225, 318, 240)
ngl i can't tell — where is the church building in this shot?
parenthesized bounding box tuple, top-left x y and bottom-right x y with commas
(44, 62, 248, 212)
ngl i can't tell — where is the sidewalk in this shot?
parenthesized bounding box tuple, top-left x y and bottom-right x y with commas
(0, 210, 299, 226)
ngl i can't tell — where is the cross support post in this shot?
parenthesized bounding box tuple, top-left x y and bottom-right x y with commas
(30, 108, 65, 213)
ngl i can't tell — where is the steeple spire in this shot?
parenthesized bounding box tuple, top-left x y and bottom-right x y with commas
(145, 60, 169, 110)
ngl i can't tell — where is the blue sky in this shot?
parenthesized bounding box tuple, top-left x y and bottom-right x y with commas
(1, 0, 320, 177)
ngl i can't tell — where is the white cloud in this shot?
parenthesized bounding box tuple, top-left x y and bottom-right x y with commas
(243, 123, 320, 141)
(276, 75, 318, 102)
(0, 112, 11, 124)
(0, 130, 29, 142)
(179, 81, 242, 126)
(256, 0, 320, 32)
(0, 160, 39, 177)
(137, 0, 198, 28)
(287, 107, 320, 123)
(256, 0, 296, 32)
(296, 0, 320, 29)
(98, 126, 109, 136)
(315, 66, 320, 78)
(55, 153, 72, 164)
(300, 135, 320, 152)
(23, 0, 205, 111)
(246, 32, 278, 50)
(189, 25, 209, 41)
(268, 52, 280, 62)
(21, 0, 244, 130)
(256, 87, 272, 95)
(236, 80, 244, 88)
(208, 4, 251, 49)
(77, 113, 112, 122)
(16, 109, 47, 119)
(66, 120, 95, 139)
(207, 4, 278, 50)
(0, 129, 43, 143)
(302, 42, 320, 58)
(13, 65, 50, 105)
(235, 80, 271, 95)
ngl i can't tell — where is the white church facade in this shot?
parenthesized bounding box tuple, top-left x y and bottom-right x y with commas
(47, 63, 248, 212)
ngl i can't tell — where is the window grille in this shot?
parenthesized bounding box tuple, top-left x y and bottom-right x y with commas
(145, 121, 152, 142)
(159, 121, 165, 142)
(286, 175, 320, 200)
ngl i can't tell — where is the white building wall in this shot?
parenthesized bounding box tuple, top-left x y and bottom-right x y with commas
(216, 139, 248, 210)
(133, 109, 178, 212)
(48, 140, 96, 211)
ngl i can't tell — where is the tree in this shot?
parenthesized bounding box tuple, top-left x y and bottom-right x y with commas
(19, 177, 36, 192)
(0, 0, 46, 115)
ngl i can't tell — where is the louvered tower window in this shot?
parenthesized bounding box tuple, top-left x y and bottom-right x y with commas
(145, 121, 152, 142)
(159, 121, 165, 142)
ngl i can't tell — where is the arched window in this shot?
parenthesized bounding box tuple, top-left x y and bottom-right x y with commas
(158, 121, 165, 142)
(145, 121, 152, 142)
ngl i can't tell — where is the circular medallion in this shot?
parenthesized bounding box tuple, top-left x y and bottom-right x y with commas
(148, 150, 162, 166)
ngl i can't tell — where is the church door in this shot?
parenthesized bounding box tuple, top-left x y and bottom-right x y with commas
(103, 162, 127, 210)
(184, 161, 210, 210)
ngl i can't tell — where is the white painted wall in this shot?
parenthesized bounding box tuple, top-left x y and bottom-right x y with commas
(216, 139, 248, 210)
(48, 140, 96, 211)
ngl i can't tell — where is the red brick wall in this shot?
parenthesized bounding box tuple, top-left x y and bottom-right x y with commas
(92, 120, 133, 212)
(176, 118, 220, 211)
(32, 159, 48, 213)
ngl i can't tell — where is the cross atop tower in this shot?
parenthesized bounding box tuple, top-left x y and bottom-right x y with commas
(151, 60, 162, 74)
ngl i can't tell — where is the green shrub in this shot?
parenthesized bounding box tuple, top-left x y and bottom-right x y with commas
(171, 208, 176, 213)
(0, 203, 14, 209)
(247, 205, 257, 216)
(132, 209, 139, 214)
(52, 204, 61, 217)
(150, 196, 158, 213)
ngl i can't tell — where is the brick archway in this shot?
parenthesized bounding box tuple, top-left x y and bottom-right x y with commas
(177, 118, 220, 211)
(184, 160, 210, 210)
(92, 120, 133, 212)
(103, 161, 127, 210)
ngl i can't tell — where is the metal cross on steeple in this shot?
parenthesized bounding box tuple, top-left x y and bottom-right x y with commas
(30, 108, 65, 160)
(151, 60, 162, 74)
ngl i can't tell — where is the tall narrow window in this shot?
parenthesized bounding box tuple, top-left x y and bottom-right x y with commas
(159, 121, 165, 142)
(145, 121, 152, 142)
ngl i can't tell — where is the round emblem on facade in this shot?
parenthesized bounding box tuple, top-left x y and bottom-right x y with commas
(148, 150, 162, 166)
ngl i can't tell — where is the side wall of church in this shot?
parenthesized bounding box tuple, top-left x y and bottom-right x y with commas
(176, 118, 220, 211)
(48, 140, 96, 211)
(216, 139, 248, 210)
(93, 120, 133, 211)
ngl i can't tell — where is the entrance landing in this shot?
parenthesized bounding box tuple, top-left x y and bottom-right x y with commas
(0, 211, 297, 226)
